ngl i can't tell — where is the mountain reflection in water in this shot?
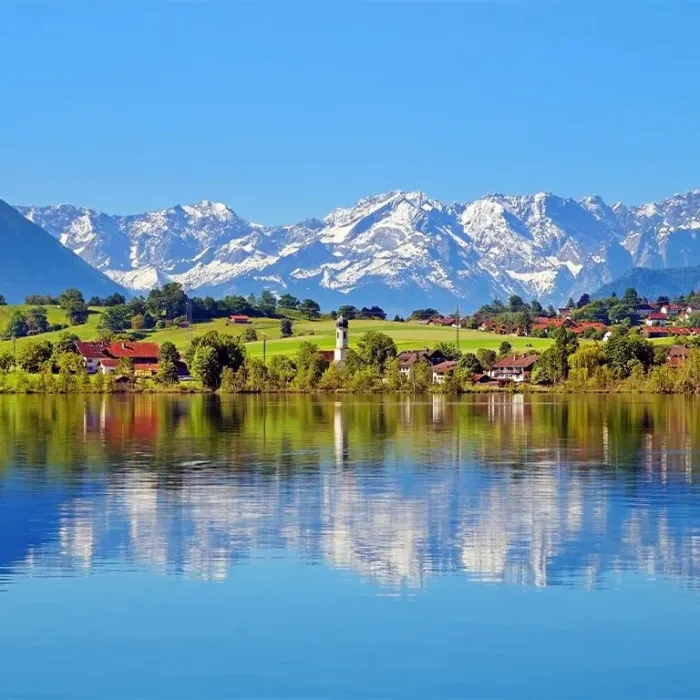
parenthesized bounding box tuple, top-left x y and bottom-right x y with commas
(1, 394, 699, 591)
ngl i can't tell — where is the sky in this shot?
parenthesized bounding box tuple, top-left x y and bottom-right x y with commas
(1, 1, 699, 224)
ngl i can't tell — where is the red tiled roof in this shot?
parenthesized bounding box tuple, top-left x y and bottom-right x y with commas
(319, 350, 335, 363)
(647, 312, 666, 320)
(229, 315, 249, 321)
(492, 354, 538, 369)
(432, 360, 458, 374)
(77, 341, 160, 360)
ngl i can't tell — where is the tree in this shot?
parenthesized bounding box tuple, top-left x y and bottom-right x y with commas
(147, 283, 187, 320)
(476, 348, 497, 370)
(409, 308, 439, 321)
(434, 342, 461, 361)
(159, 341, 179, 363)
(338, 305, 359, 319)
(293, 341, 329, 389)
(278, 294, 299, 309)
(498, 341, 512, 358)
(98, 304, 133, 332)
(299, 298, 321, 319)
(185, 331, 246, 389)
(530, 300, 543, 315)
(603, 327, 654, 378)
(577, 293, 591, 309)
(356, 331, 397, 372)
(103, 293, 127, 307)
(6, 310, 28, 338)
(245, 357, 268, 392)
(0, 294, 5, 306)
(54, 331, 79, 355)
(458, 353, 482, 374)
(508, 295, 526, 312)
(190, 346, 219, 389)
(26, 306, 49, 334)
(116, 357, 135, 383)
(267, 355, 296, 389)
(566, 297, 575, 309)
(410, 359, 432, 392)
(242, 328, 258, 343)
(280, 318, 293, 337)
(16, 340, 53, 373)
(157, 358, 179, 384)
(623, 287, 640, 305)
(130, 314, 146, 330)
(58, 288, 89, 325)
(533, 326, 578, 384)
(0, 351, 14, 372)
(257, 290, 277, 317)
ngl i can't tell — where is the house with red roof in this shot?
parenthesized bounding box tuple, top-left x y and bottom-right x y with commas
(76, 341, 175, 377)
(645, 312, 668, 327)
(228, 315, 250, 324)
(488, 354, 539, 383)
(431, 360, 459, 384)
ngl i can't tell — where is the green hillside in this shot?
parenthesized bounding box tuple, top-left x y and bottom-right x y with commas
(0, 308, 553, 357)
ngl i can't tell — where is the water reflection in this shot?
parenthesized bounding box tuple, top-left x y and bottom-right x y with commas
(1, 394, 700, 590)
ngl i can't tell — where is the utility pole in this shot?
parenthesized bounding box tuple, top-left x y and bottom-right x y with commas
(455, 304, 460, 352)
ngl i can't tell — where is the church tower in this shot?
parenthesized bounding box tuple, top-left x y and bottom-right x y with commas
(334, 316, 349, 365)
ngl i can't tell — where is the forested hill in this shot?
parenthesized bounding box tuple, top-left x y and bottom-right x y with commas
(595, 266, 700, 301)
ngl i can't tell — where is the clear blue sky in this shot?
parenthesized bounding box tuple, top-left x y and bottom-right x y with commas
(2, 1, 699, 224)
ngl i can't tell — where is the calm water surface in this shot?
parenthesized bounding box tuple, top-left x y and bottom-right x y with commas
(1, 394, 700, 699)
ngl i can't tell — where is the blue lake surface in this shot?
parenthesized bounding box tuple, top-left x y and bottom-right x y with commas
(1, 394, 699, 699)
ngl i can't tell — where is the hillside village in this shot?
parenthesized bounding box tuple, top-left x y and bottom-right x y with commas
(1, 283, 700, 394)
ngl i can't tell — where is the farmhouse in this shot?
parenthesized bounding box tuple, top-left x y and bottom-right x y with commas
(645, 312, 668, 327)
(228, 315, 250, 324)
(398, 348, 448, 375)
(431, 360, 459, 384)
(488, 354, 538, 383)
(75, 341, 187, 378)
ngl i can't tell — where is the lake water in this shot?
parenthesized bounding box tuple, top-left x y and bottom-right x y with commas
(1, 394, 700, 699)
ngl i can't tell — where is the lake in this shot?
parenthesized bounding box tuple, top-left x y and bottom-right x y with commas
(1, 394, 699, 699)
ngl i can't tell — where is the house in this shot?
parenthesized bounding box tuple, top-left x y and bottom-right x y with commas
(641, 327, 669, 339)
(76, 341, 162, 376)
(471, 373, 496, 385)
(636, 304, 654, 318)
(667, 345, 691, 367)
(488, 354, 538, 383)
(427, 316, 457, 327)
(660, 303, 683, 317)
(398, 348, 448, 375)
(557, 307, 574, 318)
(645, 312, 668, 327)
(228, 315, 250, 324)
(570, 321, 608, 335)
(431, 360, 458, 384)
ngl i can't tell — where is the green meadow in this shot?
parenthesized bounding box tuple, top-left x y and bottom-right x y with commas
(0, 306, 555, 357)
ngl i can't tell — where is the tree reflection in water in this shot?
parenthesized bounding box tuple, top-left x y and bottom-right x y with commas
(1, 394, 699, 590)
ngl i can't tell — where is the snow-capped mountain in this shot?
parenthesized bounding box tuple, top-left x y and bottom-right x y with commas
(15, 189, 700, 312)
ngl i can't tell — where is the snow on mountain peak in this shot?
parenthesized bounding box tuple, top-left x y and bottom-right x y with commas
(13, 187, 700, 312)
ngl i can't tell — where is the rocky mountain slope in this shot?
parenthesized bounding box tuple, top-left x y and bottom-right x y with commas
(15, 189, 700, 312)
(0, 199, 127, 303)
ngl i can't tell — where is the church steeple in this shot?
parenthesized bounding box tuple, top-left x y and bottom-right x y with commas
(334, 316, 349, 365)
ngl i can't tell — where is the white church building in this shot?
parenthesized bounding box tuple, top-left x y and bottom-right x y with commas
(334, 316, 349, 365)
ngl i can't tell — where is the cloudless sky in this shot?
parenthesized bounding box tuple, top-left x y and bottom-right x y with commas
(1, 1, 699, 224)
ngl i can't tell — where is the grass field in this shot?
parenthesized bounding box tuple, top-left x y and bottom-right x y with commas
(0, 306, 555, 358)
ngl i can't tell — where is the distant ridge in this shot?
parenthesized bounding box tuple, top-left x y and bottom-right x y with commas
(594, 265, 700, 300)
(15, 188, 700, 312)
(0, 199, 128, 303)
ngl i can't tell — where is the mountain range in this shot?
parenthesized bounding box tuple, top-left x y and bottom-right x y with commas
(0, 199, 126, 303)
(14, 189, 700, 312)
